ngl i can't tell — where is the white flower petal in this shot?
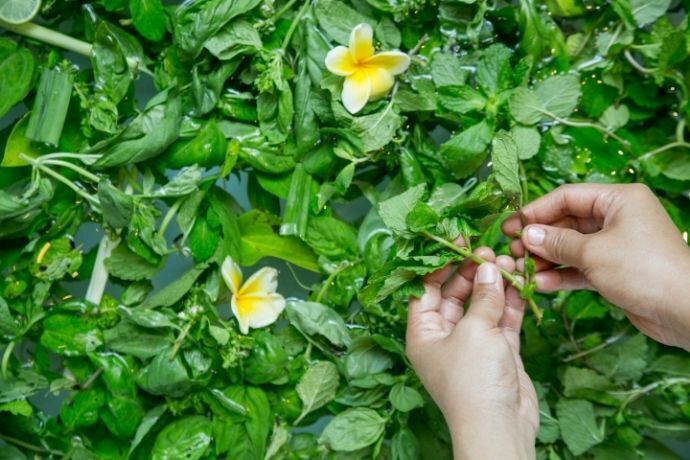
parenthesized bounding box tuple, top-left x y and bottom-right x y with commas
(364, 51, 411, 75)
(221, 256, 243, 294)
(231, 293, 286, 334)
(349, 23, 374, 62)
(342, 70, 371, 114)
(239, 266, 279, 296)
(325, 46, 357, 76)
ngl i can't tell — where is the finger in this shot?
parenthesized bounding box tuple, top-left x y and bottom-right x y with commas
(510, 239, 525, 258)
(521, 224, 590, 267)
(495, 255, 516, 273)
(534, 268, 592, 292)
(408, 265, 453, 319)
(464, 263, 505, 327)
(439, 248, 496, 323)
(498, 284, 526, 333)
(516, 256, 553, 273)
(551, 216, 602, 234)
(502, 184, 616, 234)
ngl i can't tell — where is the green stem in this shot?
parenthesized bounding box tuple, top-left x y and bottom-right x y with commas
(421, 231, 543, 323)
(0, 433, 63, 456)
(0, 20, 92, 56)
(20, 154, 101, 209)
(169, 321, 193, 360)
(159, 198, 183, 236)
(614, 377, 690, 414)
(624, 49, 656, 74)
(40, 152, 102, 164)
(42, 159, 100, 183)
(273, 0, 300, 23)
(637, 141, 690, 163)
(1, 340, 16, 379)
(281, 0, 310, 51)
(548, 113, 629, 147)
(315, 261, 352, 303)
(562, 327, 630, 362)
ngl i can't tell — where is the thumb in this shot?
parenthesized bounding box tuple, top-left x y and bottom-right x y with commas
(464, 263, 505, 327)
(522, 224, 589, 267)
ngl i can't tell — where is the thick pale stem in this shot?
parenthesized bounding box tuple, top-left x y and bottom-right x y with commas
(0, 20, 92, 56)
(84, 233, 119, 306)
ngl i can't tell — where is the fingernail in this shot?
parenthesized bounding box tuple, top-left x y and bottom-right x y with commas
(477, 263, 497, 284)
(527, 226, 545, 246)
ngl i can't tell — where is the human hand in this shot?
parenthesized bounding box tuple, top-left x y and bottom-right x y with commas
(503, 183, 690, 350)
(406, 245, 538, 460)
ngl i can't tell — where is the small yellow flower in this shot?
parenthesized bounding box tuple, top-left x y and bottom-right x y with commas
(325, 23, 411, 114)
(221, 256, 285, 334)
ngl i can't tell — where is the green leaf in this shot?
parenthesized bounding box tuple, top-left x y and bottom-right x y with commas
(438, 86, 487, 114)
(152, 416, 212, 460)
(137, 350, 192, 397)
(305, 215, 359, 260)
(104, 320, 174, 359)
(40, 314, 103, 356)
(391, 427, 420, 460)
(104, 243, 160, 281)
(118, 305, 178, 330)
(430, 51, 466, 87)
(491, 130, 522, 202)
(345, 336, 394, 381)
(351, 106, 403, 152)
(509, 75, 581, 125)
(92, 91, 182, 168)
(130, 0, 167, 41)
(587, 334, 649, 382)
(162, 119, 227, 168)
(389, 383, 424, 412)
(561, 367, 613, 397)
(0, 38, 35, 119)
(285, 299, 351, 347)
(238, 210, 319, 272)
(173, 0, 261, 56)
(0, 369, 48, 404)
(630, 0, 671, 26)
(212, 386, 271, 457)
(188, 214, 220, 262)
(98, 179, 134, 228)
(314, 0, 374, 44)
(130, 405, 167, 456)
(378, 184, 427, 237)
(476, 44, 513, 95)
(510, 126, 541, 160)
(0, 295, 19, 336)
(60, 387, 105, 429)
(204, 19, 262, 60)
(320, 408, 386, 452)
(440, 120, 494, 179)
(556, 398, 604, 455)
(296, 361, 340, 423)
(139, 264, 208, 309)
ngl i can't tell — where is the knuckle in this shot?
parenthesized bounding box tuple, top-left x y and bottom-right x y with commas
(473, 286, 501, 305)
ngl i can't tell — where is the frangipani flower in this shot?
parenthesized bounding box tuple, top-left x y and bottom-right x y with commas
(325, 23, 411, 114)
(221, 256, 285, 334)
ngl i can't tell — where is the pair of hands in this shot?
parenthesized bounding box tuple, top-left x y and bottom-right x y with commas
(406, 183, 690, 458)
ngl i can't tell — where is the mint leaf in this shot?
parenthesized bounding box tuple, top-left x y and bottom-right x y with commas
(556, 398, 604, 455)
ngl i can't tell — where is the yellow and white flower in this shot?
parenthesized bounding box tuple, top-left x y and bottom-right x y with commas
(325, 23, 411, 114)
(221, 256, 285, 334)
